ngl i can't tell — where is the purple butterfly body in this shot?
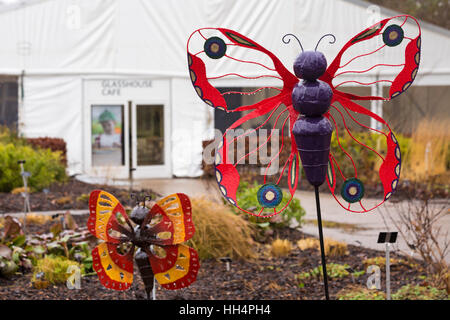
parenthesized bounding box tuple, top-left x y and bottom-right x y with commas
(292, 51, 334, 186)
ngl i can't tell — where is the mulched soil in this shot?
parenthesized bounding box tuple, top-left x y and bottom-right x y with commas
(0, 214, 427, 300)
(0, 178, 159, 213)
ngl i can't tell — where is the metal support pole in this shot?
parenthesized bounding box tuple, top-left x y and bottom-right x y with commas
(314, 186, 330, 300)
(386, 243, 391, 300)
(18, 160, 31, 231)
(152, 278, 156, 300)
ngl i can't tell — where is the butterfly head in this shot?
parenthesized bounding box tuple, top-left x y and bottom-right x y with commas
(293, 51, 327, 81)
(130, 193, 152, 225)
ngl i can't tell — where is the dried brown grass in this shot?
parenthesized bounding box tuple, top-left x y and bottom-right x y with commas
(404, 118, 449, 180)
(269, 238, 293, 257)
(187, 197, 257, 261)
(297, 237, 349, 258)
(0, 213, 52, 229)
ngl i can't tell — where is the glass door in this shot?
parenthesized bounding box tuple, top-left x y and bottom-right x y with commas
(131, 103, 171, 178)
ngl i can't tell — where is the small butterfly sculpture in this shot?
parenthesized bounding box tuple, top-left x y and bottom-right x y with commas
(187, 15, 421, 217)
(87, 190, 199, 298)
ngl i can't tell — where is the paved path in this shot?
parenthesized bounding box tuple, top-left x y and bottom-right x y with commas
(134, 178, 449, 263)
(5, 178, 449, 263)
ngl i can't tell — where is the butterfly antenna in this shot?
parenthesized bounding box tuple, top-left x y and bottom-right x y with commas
(315, 33, 336, 51)
(131, 192, 149, 207)
(282, 33, 304, 52)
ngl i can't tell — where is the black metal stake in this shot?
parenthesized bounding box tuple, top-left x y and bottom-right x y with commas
(314, 186, 329, 300)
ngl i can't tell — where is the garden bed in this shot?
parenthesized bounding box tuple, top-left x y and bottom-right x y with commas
(0, 213, 432, 300)
(0, 177, 159, 214)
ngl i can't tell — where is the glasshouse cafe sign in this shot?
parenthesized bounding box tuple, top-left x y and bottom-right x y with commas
(100, 79, 152, 96)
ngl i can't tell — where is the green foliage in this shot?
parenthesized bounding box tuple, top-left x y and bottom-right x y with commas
(32, 255, 83, 284)
(297, 263, 351, 280)
(232, 181, 305, 228)
(0, 126, 26, 146)
(76, 193, 90, 205)
(392, 284, 449, 300)
(0, 142, 67, 192)
(337, 284, 448, 300)
(337, 286, 386, 300)
(0, 212, 94, 278)
(0, 234, 34, 277)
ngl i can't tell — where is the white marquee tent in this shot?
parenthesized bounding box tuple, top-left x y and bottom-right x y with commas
(0, 0, 449, 180)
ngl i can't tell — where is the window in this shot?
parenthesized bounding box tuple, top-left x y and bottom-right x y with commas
(91, 105, 124, 166)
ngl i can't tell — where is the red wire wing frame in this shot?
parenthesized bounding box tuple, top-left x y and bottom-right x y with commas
(214, 98, 299, 217)
(326, 99, 400, 213)
(322, 15, 421, 101)
(187, 27, 298, 112)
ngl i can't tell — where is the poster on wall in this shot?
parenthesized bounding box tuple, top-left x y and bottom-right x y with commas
(91, 105, 124, 166)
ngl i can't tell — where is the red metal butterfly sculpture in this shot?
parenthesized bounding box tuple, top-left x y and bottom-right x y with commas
(187, 15, 421, 217)
(87, 190, 199, 298)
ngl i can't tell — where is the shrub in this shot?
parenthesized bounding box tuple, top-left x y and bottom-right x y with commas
(0, 126, 26, 146)
(18, 214, 52, 225)
(297, 238, 318, 251)
(297, 237, 348, 258)
(269, 239, 293, 257)
(232, 181, 306, 228)
(186, 197, 257, 260)
(32, 255, 83, 285)
(26, 137, 67, 166)
(0, 142, 67, 192)
(392, 284, 449, 300)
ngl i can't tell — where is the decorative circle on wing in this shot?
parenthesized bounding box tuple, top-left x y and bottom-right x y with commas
(341, 178, 365, 203)
(383, 24, 404, 47)
(204, 37, 227, 59)
(257, 184, 283, 208)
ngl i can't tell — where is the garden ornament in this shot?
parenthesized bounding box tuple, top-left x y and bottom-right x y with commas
(87, 190, 199, 299)
(187, 15, 421, 299)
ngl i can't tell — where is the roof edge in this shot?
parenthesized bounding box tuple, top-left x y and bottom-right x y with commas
(343, 0, 450, 37)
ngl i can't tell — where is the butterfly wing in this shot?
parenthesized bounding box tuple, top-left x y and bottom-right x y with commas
(88, 190, 135, 290)
(187, 27, 298, 112)
(139, 193, 199, 289)
(146, 244, 200, 290)
(325, 100, 401, 213)
(141, 193, 195, 245)
(92, 242, 134, 291)
(87, 190, 134, 243)
(322, 15, 421, 101)
(188, 28, 300, 217)
(322, 15, 420, 212)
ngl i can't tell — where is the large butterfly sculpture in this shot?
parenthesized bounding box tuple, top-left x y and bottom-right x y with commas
(87, 190, 199, 298)
(187, 15, 421, 217)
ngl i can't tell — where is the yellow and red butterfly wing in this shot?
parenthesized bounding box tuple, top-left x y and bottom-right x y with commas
(92, 242, 134, 291)
(155, 193, 195, 244)
(87, 190, 133, 243)
(147, 244, 199, 290)
(141, 203, 176, 246)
